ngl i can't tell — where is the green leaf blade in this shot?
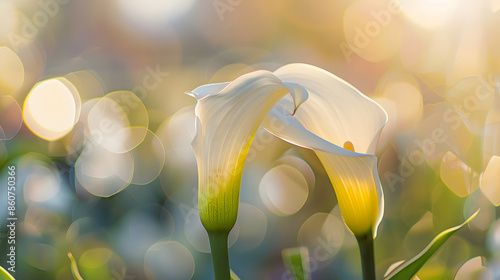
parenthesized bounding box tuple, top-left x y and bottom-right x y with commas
(385, 210, 479, 280)
(282, 247, 311, 280)
(67, 252, 85, 280)
(0, 266, 15, 280)
(231, 270, 241, 280)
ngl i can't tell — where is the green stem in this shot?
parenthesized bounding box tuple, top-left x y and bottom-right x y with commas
(356, 234, 376, 280)
(208, 231, 231, 280)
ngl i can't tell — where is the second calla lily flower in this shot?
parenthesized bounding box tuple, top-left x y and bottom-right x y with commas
(262, 63, 388, 239)
(262, 63, 387, 280)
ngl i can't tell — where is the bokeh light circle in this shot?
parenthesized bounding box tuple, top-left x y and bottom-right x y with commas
(259, 164, 309, 216)
(274, 153, 315, 191)
(87, 91, 148, 153)
(18, 153, 63, 206)
(64, 71, 105, 101)
(79, 248, 126, 280)
(23, 162, 60, 204)
(23, 78, 81, 141)
(233, 203, 268, 251)
(157, 105, 198, 205)
(399, 0, 460, 29)
(129, 129, 164, 185)
(440, 151, 478, 197)
(454, 256, 492, 280)
(144, 241, 194, 280)
(298, 213, 344, 264)
(377, 71, 423, 130)
(481, 155, 500, 206)
(75, 143, 134, 197)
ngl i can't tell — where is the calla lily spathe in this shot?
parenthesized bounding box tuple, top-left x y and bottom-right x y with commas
(188, 70, 308, 233)
(263, 63, 388, 238)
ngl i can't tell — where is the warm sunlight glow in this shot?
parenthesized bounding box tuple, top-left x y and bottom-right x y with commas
(23, 78, 81, 141)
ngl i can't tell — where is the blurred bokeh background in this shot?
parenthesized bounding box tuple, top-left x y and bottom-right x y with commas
(1, 0, 500, 279)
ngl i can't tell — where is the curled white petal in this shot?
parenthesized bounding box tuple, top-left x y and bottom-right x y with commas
(190, 70, 308, 232)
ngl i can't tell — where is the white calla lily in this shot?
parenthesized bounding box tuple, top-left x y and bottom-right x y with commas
(188, 70, 308, 233)
(263, 63, 388, 238)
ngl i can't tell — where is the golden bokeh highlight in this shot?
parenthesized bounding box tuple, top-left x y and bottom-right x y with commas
(23, 78, 81, 141)
(481, 156, 500, 206)
(399, 0, 459, 29)
(483, 96, 500, 166)
(440, 151, 478, 197)
(444, 2, 488, 85)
